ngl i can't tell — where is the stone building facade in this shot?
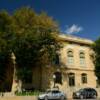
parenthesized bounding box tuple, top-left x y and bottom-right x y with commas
(24, 34, 96, 94)
(19, 34, 96, 97)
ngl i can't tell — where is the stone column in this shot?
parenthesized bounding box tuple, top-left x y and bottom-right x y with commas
(11, 52, 18, 93)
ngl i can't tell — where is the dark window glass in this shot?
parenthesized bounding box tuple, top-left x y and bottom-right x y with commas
(55, 54, 60, 65)
(52, 90, 60, 93)
(81, 73, 87, 84)
(68, 73, 75, 86)
(54, 72, 62, 84)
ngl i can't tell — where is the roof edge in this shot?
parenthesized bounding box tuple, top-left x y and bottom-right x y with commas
(58, 34, 94, 45)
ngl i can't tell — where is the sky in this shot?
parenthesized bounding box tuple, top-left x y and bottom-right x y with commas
(0, 0, 100, 40)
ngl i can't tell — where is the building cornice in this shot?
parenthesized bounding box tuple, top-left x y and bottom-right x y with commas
(58, 34, 94, 45)
(61, 67, 94, 72)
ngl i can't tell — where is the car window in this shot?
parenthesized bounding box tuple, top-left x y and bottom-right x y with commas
(46, 90, 51, 93)
(84, 88, 96, 93)
(89, 88, 94, 92)
(79, 89, 84, 92)
(87, 89, 91, 91)
(52, 90, 60, 94)
(84, 88, 89, 92)
(91, 89, 97, 93)
(91, 89, 96, 92)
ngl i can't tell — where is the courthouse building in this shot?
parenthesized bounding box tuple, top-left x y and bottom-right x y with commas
(9, 35, 96, 94)
(23, 34, 97, 94)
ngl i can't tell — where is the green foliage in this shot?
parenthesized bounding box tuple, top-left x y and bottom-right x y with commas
(0, 7, 60, 83)
(93, 37, 100, 84)
(15, 90, 42, 96)
(0, 11, 15, 90)
(0, 11, 14, 52)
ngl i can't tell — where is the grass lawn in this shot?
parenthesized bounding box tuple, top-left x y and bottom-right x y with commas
(15, 91, 43, 96)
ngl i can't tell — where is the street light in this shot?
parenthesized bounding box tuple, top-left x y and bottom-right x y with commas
(96, 77, 98, 88)
(53, 74, 56, 88)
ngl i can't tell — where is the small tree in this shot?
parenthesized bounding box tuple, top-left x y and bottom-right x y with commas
(93, 37, 100, 85)
(0, 7, 61, 90)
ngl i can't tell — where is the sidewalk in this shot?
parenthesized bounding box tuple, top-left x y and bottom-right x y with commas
(0, 96, 73, 100)
(0, 96, 37, 100)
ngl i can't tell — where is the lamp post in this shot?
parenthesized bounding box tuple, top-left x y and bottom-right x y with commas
(96, 77, 98, 88)
(53, 74, 56, 88)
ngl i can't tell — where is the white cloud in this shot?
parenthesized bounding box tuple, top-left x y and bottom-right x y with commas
(65, 24, 83, 34)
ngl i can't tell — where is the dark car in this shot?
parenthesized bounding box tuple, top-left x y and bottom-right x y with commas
(73, 88, 98, 99)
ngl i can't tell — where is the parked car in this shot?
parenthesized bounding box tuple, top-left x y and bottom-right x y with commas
(38, 89, 66, 100)
(73, 88, 98, 99)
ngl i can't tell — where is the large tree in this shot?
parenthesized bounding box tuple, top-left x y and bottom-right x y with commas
(12, 7, 60, 81)
(93, 37, 100, 84)
(0, 7, 61, 86)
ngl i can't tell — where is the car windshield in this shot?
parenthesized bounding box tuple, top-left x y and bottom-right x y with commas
(52, 90, 60, 93)
(78, 89, 84, 92)
(46, 90, 60, 94)
(46, 90, 51, 93)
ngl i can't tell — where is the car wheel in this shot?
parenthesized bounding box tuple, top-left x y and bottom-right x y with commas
(93, 94, 97, 99)
(44, 96, 48, 100)
(80, 95, 84, 99)
(60, 96, 65, 100)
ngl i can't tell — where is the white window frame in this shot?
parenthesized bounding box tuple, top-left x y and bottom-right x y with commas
(67, 51, 74, 65)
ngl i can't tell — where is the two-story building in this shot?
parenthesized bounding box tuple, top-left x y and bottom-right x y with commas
(26, 34, 97, 94)
(9, 34, 97, 98)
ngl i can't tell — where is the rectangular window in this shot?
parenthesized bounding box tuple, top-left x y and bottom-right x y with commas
(68, 57, 74, 64)
(80, 58, 85, 66)
(82, 76, 87, 83)
(69, 78, 75, 86)
(53, 54, 60, 65)
(81, 74, 87, 84)
(80, 52, 85, 66)
(68, 74, 75, 86)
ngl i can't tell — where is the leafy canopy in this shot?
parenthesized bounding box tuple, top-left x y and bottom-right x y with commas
(0, 7, 61, 81)
(93, 37, 100, 83)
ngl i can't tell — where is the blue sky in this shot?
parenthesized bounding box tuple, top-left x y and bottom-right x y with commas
(0, 0, 100, 40)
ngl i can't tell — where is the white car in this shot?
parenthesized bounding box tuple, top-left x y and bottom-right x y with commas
(38, 89, 66, 100)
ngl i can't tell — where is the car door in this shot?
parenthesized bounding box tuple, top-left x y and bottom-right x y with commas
(82, 89, 87, 98)
(47, 91, 53, 99)
(51, 90, 60, 99)
(86, 89, 91, 98)
(90, 89, 96, 98)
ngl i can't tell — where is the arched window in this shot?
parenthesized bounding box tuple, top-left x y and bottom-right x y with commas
(81, 73, 87, 84)
(80, 52, 85, 66)
(68, 73, 75, 86)
(54, 72, 62, 84)
(67, 51, 74, 65)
